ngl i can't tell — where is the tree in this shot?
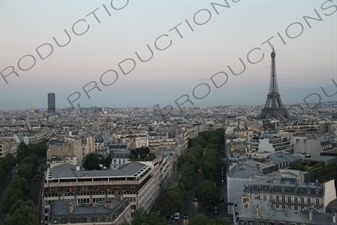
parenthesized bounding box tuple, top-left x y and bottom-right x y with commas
(188, 214, 210, 225)
(133, 208, 148, 225)
(9, 176, 30, 196)
(133, 208, 165, 225)
(4, 200, 37, 225)
(82, 153, 100, 170)
(17, 142, 30, 163)
(214, 217, 229, 225)
(161, 186, 184, 215)
(195, 180, 220, 205)
(0, 187, 24, 213)
(17, 163, 34, 181)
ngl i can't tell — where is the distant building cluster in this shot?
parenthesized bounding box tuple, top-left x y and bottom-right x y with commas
(0, 63, 337, 225)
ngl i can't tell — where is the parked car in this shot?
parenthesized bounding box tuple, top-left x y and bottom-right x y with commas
(174, 212, 180, 220)
(193, 197, 197, 201)
(183, 213, 189, 219)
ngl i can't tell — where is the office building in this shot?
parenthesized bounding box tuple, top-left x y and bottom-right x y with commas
(48, 93, 56, 113)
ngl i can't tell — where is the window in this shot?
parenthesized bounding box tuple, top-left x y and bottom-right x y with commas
(316, 198, 320, 206)
(276, 196, 279, 202)
(288, 196, 291, 203)
(282, 205, 285, 209)
(282, 196, 285, 203)
(263, 195, 267, 201)
(294, 197, 298, 203)
(307, 198, 311, 204)
(276, 204, 279, 208)
(307, 189, 311, 194)
(300, 197, 304, 204)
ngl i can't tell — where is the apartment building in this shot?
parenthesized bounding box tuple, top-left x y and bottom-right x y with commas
(235, 171, 337, 225)
(250, 135, 293, 153)
(47, 137, 83, 166)
(42, 161, 160, 225)
(48, 198, 132, 225)
(294, 137, 334, 157)
(110, 150, 130, 169)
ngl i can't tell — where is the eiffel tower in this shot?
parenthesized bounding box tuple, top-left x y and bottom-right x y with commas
(260, 48, 288, 118)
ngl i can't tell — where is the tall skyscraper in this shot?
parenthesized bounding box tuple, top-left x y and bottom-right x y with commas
(48, 93, 55, 113)
(260, 48, 288, 118)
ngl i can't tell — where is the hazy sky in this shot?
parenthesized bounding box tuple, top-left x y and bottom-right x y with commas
(0, 0, 336, 111)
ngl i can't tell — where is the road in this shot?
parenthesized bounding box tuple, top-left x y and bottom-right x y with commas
(168, 165, 232, 224)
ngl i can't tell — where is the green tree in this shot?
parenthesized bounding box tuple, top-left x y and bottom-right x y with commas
(213, 217, 229, 225)
(195, 180, 219, 206)
(82, 153, 100, 170)
(0, 187, 24, 213)
(189, 214, 210, 225)
(133, 208, 165, 225)
(9, 176, 30, 196)
(17, 142, 30, 163)
(17, 163, 34, 181)
(4, 200, 37, 225)
(161, 186, 184, 215)
(133, 208, 148, 225)
(101, 154, 112, 168)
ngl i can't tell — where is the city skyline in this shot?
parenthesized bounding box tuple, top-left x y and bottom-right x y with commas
(0, 0, 336, 110)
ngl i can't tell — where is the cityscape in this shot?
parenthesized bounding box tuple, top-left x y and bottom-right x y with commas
(0, 48, 337, 225)
(1, 1, 337, 225)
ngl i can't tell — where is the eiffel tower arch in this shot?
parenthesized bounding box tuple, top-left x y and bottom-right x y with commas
(260, 48, 288, 118)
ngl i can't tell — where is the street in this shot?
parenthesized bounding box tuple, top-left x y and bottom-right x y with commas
(168, 158, 232, 225)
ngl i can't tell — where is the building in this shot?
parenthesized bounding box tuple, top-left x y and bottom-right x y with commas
(0, 137, 17, 158)
(47, 137, 83, 167)
(42, 161, 160, 225)
(110, 150, 130, 169)
(48, 93, 56, 113)
(48, 198, 132, 225)
(251, 134, 293, 153)
(235, 171, 337, 225)
(294, 137, 334, 157)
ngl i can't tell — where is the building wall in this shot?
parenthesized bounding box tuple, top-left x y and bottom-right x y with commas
(85, 136, 95, 154)
(227, 175, 250, 208)
(47, 139, 83, 166)
(258, 138, 274, 153)
(293, 137, 322, 157)
(324, 179, 337, 210)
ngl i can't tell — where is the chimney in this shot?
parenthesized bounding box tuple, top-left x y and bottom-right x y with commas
(286, 208, 291, 218)
(256, 164, 260, 172)
(76, 166, 80, 171)
(309, 208, 313, 221)
(69, 203, 74, 214)
(255, 205, 259, 216)
(105, 200, 113, 209)
(299, 171, 305, 184)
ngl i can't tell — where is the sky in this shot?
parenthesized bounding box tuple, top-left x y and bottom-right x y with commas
(0, 0, 336, 111)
